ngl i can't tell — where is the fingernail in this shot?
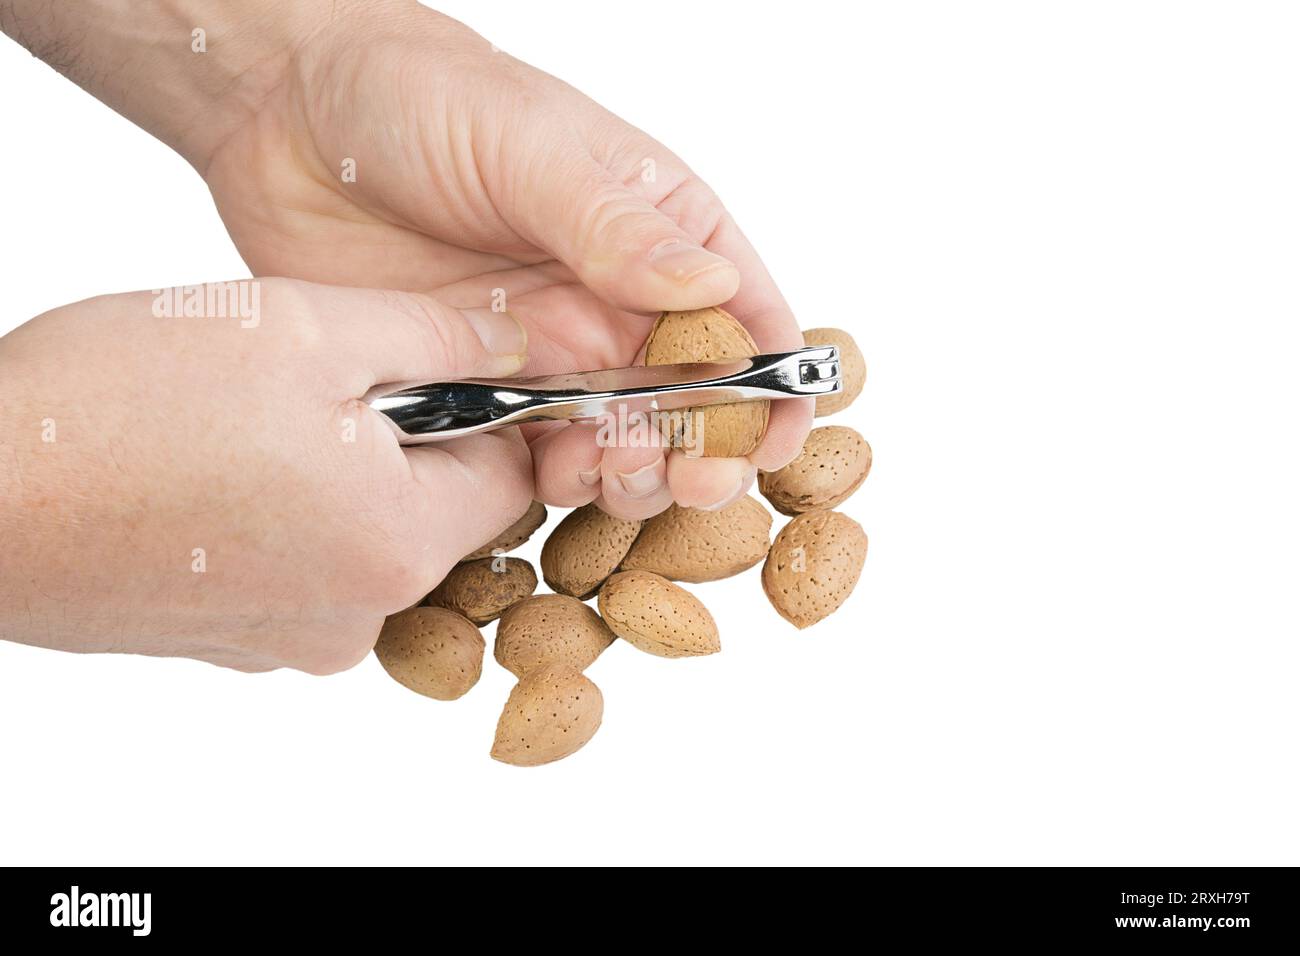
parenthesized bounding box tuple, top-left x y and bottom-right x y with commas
(463, 307, 528, 358)
(649, 240, 734, 284)
(699, 469, 756, 512)
(699, 480, 745, 512)
(616, 460, 666, 499)
(578, 465, 601, 487)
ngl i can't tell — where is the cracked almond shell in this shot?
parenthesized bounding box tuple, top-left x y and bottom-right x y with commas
(373, 606, 485, 700)
(645, 307, 769, 457)
(540, 503, 642, 599)
(803, 327, 865, 417)
(619, 496, 772, 582)
(759, 426, 872, 516)
(425, 556, 538, 625)
(762, 510, 867, 629)
(597, 570, 720, 658)
(461, 500, 547, 561)
(491, 663, 604, 767)
(494, 594, 616, 678)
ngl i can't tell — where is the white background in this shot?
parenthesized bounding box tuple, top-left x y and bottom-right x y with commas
(1, 1, 1298, 865)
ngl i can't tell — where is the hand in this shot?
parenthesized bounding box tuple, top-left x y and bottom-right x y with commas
(196, 3, 814, 518)
(0, 280, 531, 672)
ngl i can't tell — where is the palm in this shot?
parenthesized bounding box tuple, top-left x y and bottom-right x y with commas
(207, 171, 653, 375)
(204, 89, 672, 377)
(201, 11, 810, 513)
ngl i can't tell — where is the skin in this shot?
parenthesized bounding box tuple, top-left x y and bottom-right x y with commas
(0, 1, 812, 671)
(198, 5, 812, 516)
(0, 281, 532, 672)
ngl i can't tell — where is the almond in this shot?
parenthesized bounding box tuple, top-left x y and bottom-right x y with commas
(540, 503, 642, 599)
(619, 496, 772, 582)
(373, 606, 484, 700)
(803, 327, 865, 417)
(461, 500, 547, 561)
(645, 307, 769, 457)
(425, 556, 537, 625)
(758, 426, 872, 516)
(762, 510, 867, 628)
(494, 594, 616, 678)
(491, 663, 604, 767)
(597, 570, 720, 658)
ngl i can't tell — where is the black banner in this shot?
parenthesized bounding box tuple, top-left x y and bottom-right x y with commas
(0, 867, 1293, 945)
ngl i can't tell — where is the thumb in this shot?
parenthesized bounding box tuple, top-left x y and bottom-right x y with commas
(520, 151, 741, 313)
(305, 283, 528, 384)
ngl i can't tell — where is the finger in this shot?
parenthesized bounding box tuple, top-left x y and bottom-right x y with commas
(647, 181, 812, 467)
(402, 428, 534, 576)
(691, 214, 812, 470)
(288, 281, 529, 389)
(530, 421, 604, 506)
(649, 178, 802, 348)
(666, 453, 757, 511)
(751, 397, 815, 472)
(597, 417, 672, 519)
(516, 150, 740, 313)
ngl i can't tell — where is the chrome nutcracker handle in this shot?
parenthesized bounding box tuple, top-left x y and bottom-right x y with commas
(364, 347, 841, 444)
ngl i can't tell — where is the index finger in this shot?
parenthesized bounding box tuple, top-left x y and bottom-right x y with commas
(702, 214, 814, 471)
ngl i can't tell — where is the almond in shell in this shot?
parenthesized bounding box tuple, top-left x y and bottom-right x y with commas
(758, 426, 872, 516)
(540, 503, 642, 599)
(597, 570, 720, 658)
(645, 307, 769, 458)
(494, 594, 616, 678)
(803, 327, 865, 417)
(619, 496, 771, 582)
(491, 663, 604, 767)
(373, 606, 485, 700)
(425, 556, 538, 625)
(762, 510, 867, 629)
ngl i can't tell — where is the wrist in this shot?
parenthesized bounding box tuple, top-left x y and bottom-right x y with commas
(1, 0, 414, 170)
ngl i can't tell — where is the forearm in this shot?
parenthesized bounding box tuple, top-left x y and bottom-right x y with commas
(0, 0, 403, 169)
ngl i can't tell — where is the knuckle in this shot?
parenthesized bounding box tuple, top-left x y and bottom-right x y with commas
(663, 177, 731, 244)
(584, 193, 669, 255)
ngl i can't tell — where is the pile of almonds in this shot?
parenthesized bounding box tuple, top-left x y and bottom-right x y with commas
(373, 309, 870, 766)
